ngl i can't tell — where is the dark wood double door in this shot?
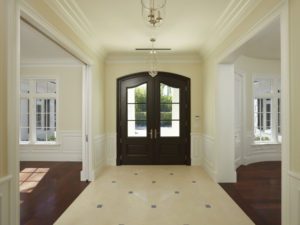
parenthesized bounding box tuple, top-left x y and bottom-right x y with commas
(117, 72, 190, 165)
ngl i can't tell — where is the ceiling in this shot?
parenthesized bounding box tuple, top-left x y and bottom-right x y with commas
(42, 0, 261, 56)
(22, 0, 279, 61)
(20, 20, 81, 64)
(223, 18, 281, 63)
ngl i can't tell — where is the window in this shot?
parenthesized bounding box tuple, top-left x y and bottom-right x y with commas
(20, 79, 57, 144)
(160, 83, 180, 137)
(253, 77, 281, 144)
(127, 83, 147, 137)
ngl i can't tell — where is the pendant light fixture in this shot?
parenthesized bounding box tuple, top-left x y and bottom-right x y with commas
(141, 0, 167, 27)
(148, 38, 158, 77)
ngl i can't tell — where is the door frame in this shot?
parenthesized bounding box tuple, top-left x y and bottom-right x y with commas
(19, 2, 94, 182)
(215, 2, 290, 224)
(5, 1, 95, 223)
(116, 72, 191, 165)
(234, 72, 245, 169)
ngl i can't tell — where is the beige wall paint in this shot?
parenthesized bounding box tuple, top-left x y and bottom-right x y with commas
(92, 62, 105, 135)
(21, 66, 83, 131)
(0, 0, 7, 177)
(234, 56, 281, 132)
(202, 0, 282, 138)
(104, 61, 202, 134)
(289, 0, 300, 172)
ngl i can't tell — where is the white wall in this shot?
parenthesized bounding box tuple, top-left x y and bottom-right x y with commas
(216, 64, 236, 182)
(20, 65, 83, 161)
(234, 56, 281, 167)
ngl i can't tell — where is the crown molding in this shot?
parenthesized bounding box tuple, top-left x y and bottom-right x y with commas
(200, 0, 262, 58)
(43, 0, 106, 58)
(20, 0, 97, 65)
(20, 58, 83, 67)
(105, 53, 202, 64)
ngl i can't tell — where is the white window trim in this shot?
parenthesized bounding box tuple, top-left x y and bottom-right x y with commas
(20, 76, 59, 145)
(252, 74, 281, 145)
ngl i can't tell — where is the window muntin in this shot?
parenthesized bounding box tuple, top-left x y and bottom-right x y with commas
(254, 98, 272, 142)
(20, 79, 57, 144)
(20, 99, 30, 142)
(160, 83, 180, 137)
(127, 84, 147, 137)
(253, 77, 281, 144)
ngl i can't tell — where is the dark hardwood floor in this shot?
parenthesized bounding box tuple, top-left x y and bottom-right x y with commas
(20, 162, 89, 225)
(220, 161, 281, 225)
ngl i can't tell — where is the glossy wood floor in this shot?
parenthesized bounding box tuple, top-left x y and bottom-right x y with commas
(220, 161, 281, 225)
(20, 162, 89, 225)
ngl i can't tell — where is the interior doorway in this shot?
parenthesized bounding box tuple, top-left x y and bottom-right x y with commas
(117, 72, 191, 165)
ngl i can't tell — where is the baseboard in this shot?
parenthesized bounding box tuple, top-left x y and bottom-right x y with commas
(0, 175, 12, 225)
(191, 158, 203, 166)
(90, 164, 106, 181)
(203, 159, 217, 181)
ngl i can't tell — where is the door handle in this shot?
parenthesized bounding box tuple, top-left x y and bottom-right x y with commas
(149, 129, 153, 139)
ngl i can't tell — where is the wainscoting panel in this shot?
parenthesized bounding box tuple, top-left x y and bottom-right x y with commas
(289, 171, 300, 225)
(241, 132, 281, 166)
(191, 133, 203, 165)
(91, 134, 106, 180)
(0, 175, 12, 225)
(20, 130, 82, 161)
(202, 134, 217, 181)
(106, 133, 117, 166)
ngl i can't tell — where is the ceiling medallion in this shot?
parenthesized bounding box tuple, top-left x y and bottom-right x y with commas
(141, 0, 167, 27)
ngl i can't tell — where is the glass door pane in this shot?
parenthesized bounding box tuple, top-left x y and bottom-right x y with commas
(127, 83, 147, 137)
(160, 83, 180, 137)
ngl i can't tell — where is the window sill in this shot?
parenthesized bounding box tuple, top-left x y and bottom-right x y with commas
(252, 142, 281, 146)
(20, 142, 60, 146)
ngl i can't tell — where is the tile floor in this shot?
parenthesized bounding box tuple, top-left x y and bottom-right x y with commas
(55, 166, 254, 225)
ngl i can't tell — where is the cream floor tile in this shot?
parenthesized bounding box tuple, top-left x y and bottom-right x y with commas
(55, 166, 254, 225)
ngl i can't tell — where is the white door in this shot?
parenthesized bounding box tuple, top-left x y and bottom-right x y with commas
(234, 73, 243, 168)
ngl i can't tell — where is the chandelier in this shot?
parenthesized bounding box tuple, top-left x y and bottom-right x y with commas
(141, 0, 167, 27)
(148, 38, 158, 77)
